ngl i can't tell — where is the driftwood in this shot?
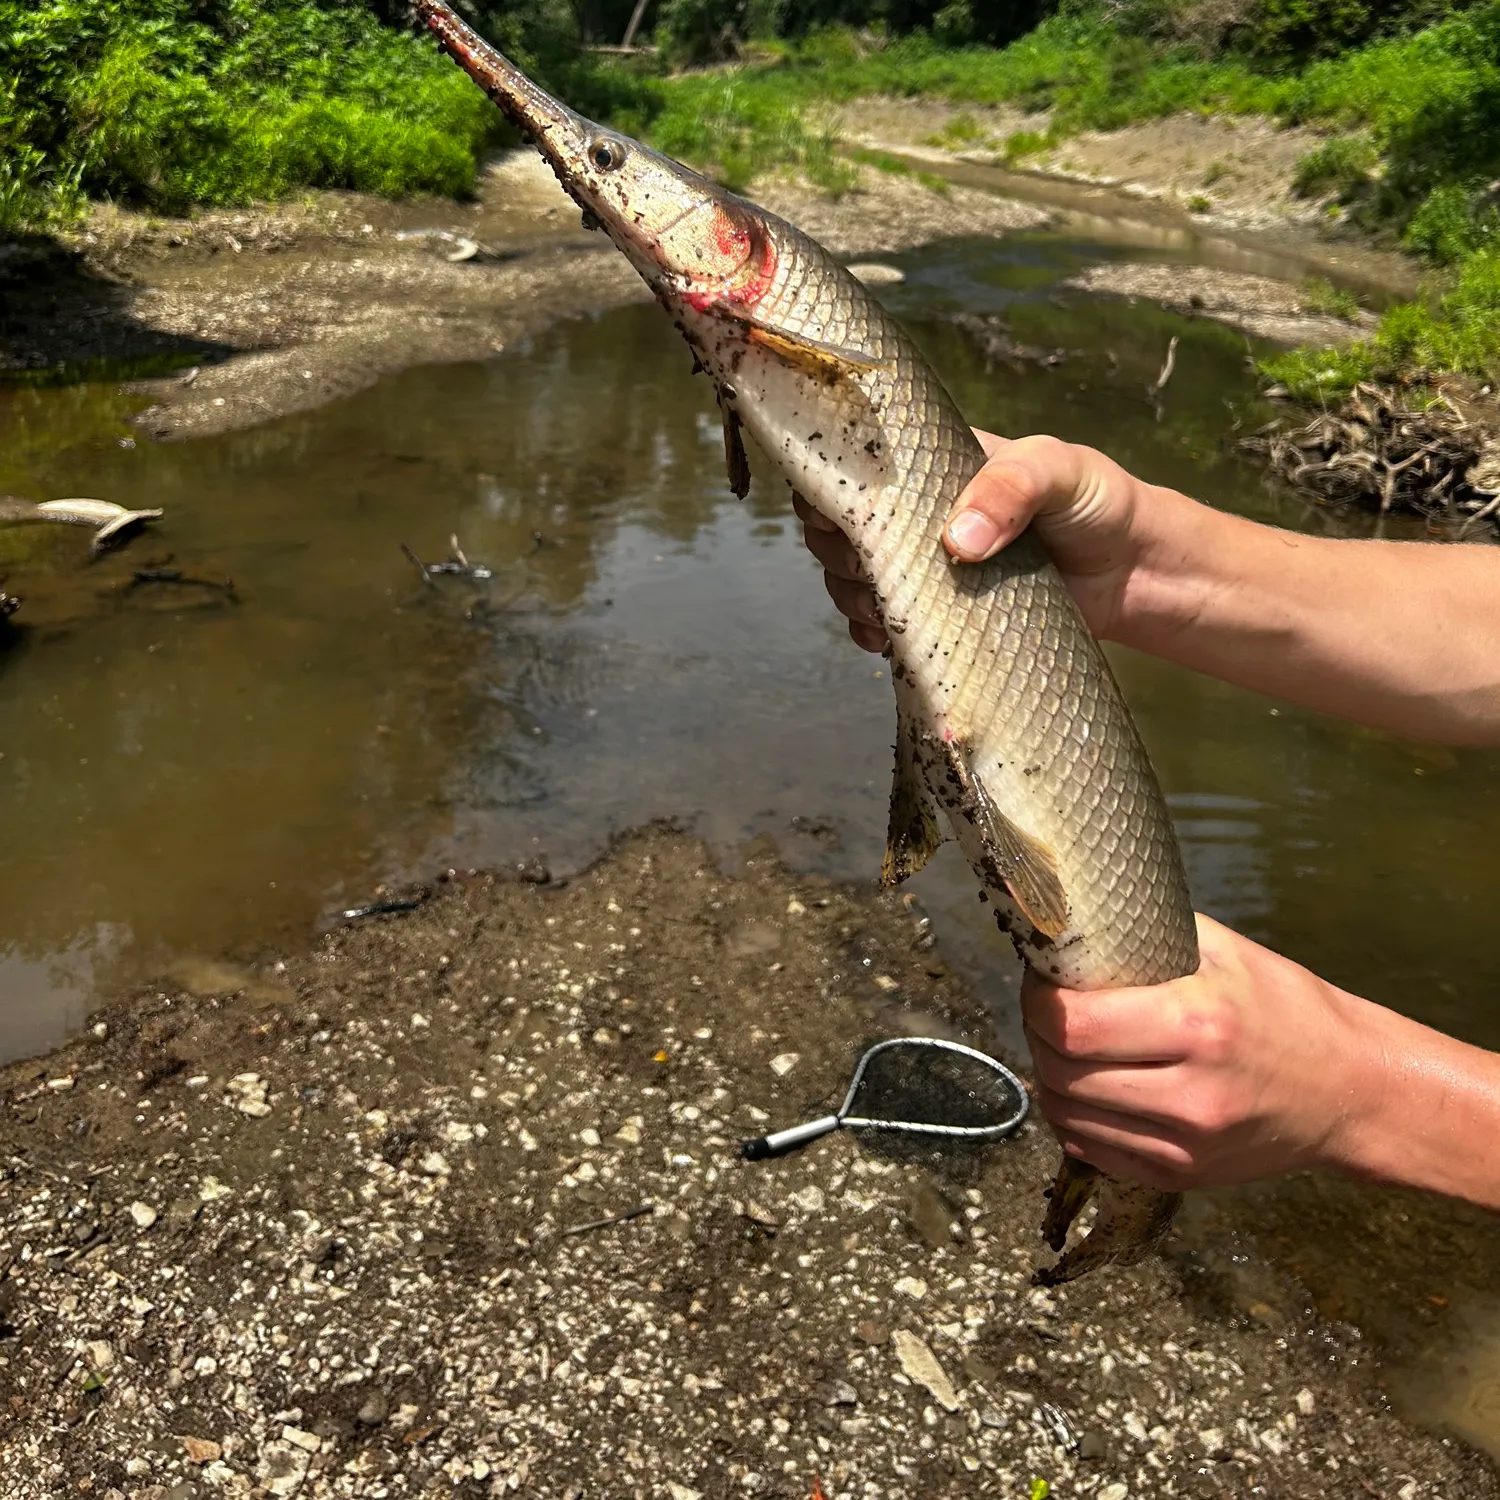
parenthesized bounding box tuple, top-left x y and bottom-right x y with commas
(1245, 382, 1500, 535)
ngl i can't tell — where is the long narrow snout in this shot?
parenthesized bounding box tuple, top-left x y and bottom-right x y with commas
(413, 0, 587, 155)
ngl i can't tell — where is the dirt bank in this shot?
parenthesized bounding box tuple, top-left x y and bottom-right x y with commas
(1, 829, 1494, 1499)
(0, 153, 1047, 444)
(843, 99, 1415, 288)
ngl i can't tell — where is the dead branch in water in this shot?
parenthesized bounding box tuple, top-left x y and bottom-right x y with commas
(1244, 382, 1500, 534)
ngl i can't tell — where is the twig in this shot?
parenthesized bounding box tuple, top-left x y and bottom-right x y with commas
(1459, 492, 1500, 538)
(1153, 335, 1180, 395)
(560, 1202, 654, 1237)
(400, 542, 433, 587)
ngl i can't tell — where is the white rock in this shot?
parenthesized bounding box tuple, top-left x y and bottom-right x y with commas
(846, 262, 906, 285)
(238, 1098, 272, 1118)
(785, 899, 806, 916)
(47, 1075, 75, 1091)
(891, 1330, 960, 1413)
(790, 1185, 825, 1213)
(1295, 1387, 1316, 1416)
(614, 1122, 642, 1145)
(769, 1053, 800, 1077)
(894, 1276, 929, 1300)
(1098, 1486, 1129, 1500)
(1259, 1428, 1286, 1457)
(667, 1486, 704, 1500)
(419, 1152, 451, 1177)
(442, 1121, 475, 1145)
(579, 1128, 602, 1148)
(86, 1341, 116, 1371)
(281, 1426, 321, 1452)
(129, 1201, 158, 1229)
(199, 1176, 232, 1201)
(1198, 1427, 1225, 1452)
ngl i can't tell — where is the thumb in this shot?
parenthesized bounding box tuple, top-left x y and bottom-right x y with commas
(945, 434, 1079, 563)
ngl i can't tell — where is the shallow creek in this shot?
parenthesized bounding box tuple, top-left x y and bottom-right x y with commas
(2, 229, 1497, 1457)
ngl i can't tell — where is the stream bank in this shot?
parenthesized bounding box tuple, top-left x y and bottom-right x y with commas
(3, 829, 1493, 1499)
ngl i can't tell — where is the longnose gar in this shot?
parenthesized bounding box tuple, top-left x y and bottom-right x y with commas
(416, 0, 1200, 1284)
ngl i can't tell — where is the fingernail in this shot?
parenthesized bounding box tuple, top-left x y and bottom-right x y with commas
(946, 509, 999, 559)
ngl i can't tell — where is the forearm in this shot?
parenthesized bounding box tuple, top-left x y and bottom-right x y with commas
(1116, 483, 1500, 745)
(1332, 992, 1500, 1212)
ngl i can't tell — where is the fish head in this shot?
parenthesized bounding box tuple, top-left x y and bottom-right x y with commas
(415, 2, 768, 310)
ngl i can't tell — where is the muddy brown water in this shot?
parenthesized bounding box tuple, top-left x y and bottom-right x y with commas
(3, 229, 1498, 1458)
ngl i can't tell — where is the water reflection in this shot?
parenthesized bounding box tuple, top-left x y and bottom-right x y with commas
(3, 230, 1499, 1454)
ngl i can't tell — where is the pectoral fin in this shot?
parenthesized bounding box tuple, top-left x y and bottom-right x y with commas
(720, 397, 751, 500)
(882, 706, 943, 888)
(749, 325, 885, 382)
(940, 739, 1071, 940)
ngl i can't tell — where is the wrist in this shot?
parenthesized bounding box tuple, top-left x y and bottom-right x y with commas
(1106, 480, 1229, 652)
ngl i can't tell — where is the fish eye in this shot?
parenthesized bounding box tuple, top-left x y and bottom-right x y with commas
(590, 138, 627, 172)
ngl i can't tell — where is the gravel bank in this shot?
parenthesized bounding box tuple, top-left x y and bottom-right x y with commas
(2, 830, 1492, 1499)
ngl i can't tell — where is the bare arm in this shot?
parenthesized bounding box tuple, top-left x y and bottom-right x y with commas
(806, 430, 1500, 745)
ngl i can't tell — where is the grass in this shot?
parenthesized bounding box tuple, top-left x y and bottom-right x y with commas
(1264, 249, 1500, 397)
(637, 5, 1500, 393)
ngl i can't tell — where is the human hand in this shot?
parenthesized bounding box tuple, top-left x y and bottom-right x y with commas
(794, 430, 1153, 652)
(1020, 915, 1377, 1192)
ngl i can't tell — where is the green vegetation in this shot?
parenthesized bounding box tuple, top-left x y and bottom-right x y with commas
(1266, 249, 1500, 396)
(0, 0, 653, 234)
(3, 0, 1498, 396)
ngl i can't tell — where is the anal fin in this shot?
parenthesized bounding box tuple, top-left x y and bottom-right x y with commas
(882, 701, 943, 888)
(940, 738, 1070, 940)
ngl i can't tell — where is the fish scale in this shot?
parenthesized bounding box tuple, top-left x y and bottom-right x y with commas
(416, 0, 1199, 1284)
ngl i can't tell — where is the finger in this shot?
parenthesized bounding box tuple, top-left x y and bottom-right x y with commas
(801, 518, 864, 581)
(1026, 1028, 1187, 1124)
(973, 428, 1009, 458)
(791, 491, 837, 532)
(945, 434, 1081, 562)
(849, 620, 887, 653)
(1036, 1085, 1195, 1176)
(1021, 973, 1193, 1063)
(1051, 1130, 1195, 1194)
(822, 570, 882, 628)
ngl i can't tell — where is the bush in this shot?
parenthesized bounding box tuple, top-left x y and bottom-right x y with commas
(0, 0, 613, 231)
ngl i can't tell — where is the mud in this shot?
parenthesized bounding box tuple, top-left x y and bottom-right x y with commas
(0, 153, 1047, 444)
(2, 829, 1495, 1498)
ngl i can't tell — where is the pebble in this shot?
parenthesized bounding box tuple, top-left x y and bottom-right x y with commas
(824, 1380, 859, 1407)
(1098, 1485, 1128, 1500)
(282, 1425, 321, 1452)
(238, 1098, 272, 1118)
(769, 1053, 800, 1077)
(1296, 1387, 1317, 1415)
(355, 1391, 389, 1426)
(178, 1436, 221, 1464)
(891, 1329, 960, 1413)
(419, 1152, 451, 1176)
(893, 1276, 929, 1300)
(666, 1486, 703, 1500)
(614, 1122, 642, 1144)
(128, 1201, 158, 1229)
(86, 1341, 116, 1371)
(579, 1127, 601, 1147)
(790, 1185, 825, 1213)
